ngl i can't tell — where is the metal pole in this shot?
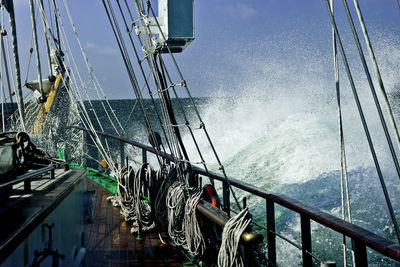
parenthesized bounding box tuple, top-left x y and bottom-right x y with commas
(142, 148, 147, 164)
(1, 35, 14, 111)
(1, 75, 4, 132)
(29, 0, 45, 102)
(39, 0, 53, 77)
(52, 0, 61, 51)
(196, 200, 263, 245)
(6, 0, 25, 130)
(0, 21, 4, 132)
(353, 239, 368, 266)
(266, 199, 276, 266)
(223, 181, 230, 216)
(120, 140, 125, 168)
(301, 215, 312, 267)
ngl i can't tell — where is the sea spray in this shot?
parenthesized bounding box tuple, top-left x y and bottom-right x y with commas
(67, 28, 400, 266)
(179, 31, 400, 266)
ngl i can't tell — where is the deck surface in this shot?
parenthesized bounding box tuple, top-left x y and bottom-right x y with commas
(85, 179, 185, 267)
(0, 168, 86, 264)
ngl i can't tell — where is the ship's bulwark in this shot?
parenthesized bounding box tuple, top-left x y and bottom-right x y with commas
(82, 97, 400, 266)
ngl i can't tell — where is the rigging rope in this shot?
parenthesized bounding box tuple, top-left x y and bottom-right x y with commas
(102, 0, 165, 170)
(55, 7, 118, 166)
(324, 0, 400, 244)
(56, 37, 113, 167)
(341, 0, 400, 183)
(116, 0, 174, 158)
(329, 1, 353, 266)
(29, 0, 44, 100)
(147, 3, 242, 210)
(61, 0, 125, 136)
(132, 163, 156, 233)
(351, 0, 400, 163)
(1, 4, 5, 132)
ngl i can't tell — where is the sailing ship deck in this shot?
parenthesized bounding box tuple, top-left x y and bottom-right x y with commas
(0, 167, 86, 264)
(85, 178, 186, 267)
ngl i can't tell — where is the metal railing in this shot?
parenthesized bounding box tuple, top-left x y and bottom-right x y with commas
(70, 125, 400, 266)
(0, 162, 68, 193)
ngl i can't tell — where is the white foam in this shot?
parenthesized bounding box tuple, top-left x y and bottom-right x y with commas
(183, 31, 400, 189)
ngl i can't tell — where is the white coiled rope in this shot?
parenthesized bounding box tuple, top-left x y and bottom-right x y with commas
(131, 164, 155, 233)
(107, 164, 156, 233)
(107, 166, 136, 221)
(154, 166, 175, 230)
(184, 191, 206, 257)
(166, 181, 187, 246)
(218, 208, 251, 267)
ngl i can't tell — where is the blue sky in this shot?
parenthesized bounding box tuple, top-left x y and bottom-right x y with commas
(10, 0, 400, 99)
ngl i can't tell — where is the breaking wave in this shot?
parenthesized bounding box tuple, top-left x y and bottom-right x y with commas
(183, 30, 400, 266)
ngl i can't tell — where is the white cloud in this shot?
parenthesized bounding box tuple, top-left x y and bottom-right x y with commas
(85, 42, 117, 56)
(224, 3, 257, 20)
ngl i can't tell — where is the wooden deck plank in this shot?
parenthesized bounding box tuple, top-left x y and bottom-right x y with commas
(85, 178, 185, 266)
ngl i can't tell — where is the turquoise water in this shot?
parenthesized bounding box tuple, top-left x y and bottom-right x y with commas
(83, 93, 400, 266)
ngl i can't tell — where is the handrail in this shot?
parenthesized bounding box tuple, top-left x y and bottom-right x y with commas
(0, 162, 68, 190)
(69, 125, 400, 264)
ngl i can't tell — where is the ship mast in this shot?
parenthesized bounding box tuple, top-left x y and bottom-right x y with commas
(29, 0, 45, 103)
(4, 0, 25, 130)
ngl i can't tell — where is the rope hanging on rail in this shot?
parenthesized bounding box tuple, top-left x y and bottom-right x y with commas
(166, 181, 188, 246)
(184, 190, 206, 257)
(217, 208, 251, 267)
(107, 164, 157, 233)
(154, 165, 177, 232)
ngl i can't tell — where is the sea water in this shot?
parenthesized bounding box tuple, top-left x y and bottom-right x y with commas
(83, 91, 400, 266)
(75, 31, 400, 265)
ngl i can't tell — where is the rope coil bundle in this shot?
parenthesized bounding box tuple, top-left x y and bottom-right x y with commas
(107, 163, 156, 233)
(154, 165, 176, 231)
(107, 165, 135, 221)
(217, 208, 251, 267)
(131, 163, 156, 233)
(166, 181, 187, 246)
(109, 163, 255, 266)
(184, 191, 206, 258)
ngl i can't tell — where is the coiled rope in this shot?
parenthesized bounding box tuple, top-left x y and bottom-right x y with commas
(217, 208, 251, 267)
(107, 165, 136, 220)
(166, 181, 187, 246)
(154, 165, 176, 231)
(131, 163, 156, 233)
(184, 191, 206, 258)
(107, 164, 156, 234)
